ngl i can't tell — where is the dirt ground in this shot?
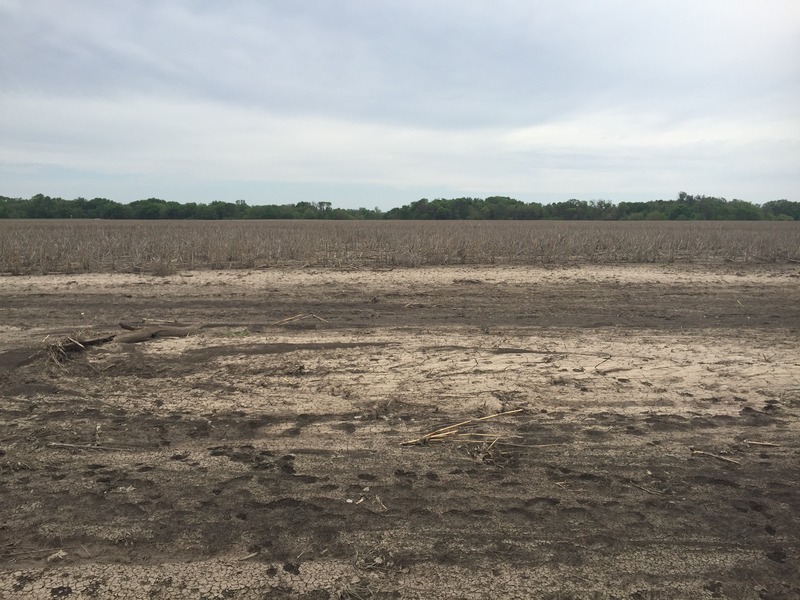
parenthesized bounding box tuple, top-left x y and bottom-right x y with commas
(1, 264, 798, 599)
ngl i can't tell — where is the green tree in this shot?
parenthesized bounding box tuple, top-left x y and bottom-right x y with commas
(547, 199, 591, 220)
(727, 199, 762, 220)
(763, 199, 799, 220)
(128, 198, 167, 219)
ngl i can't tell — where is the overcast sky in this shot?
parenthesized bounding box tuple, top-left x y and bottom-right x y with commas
(1, 0, 798, 208)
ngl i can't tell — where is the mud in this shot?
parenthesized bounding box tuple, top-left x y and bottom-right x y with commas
(1, 264, 799, 599)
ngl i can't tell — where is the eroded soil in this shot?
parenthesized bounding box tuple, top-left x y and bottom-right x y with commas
(1, 264, 799, 599)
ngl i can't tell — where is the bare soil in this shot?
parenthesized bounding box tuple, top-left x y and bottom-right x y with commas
(1, 264, 799, 599)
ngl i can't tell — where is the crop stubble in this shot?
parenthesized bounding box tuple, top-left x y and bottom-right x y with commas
(1, 220, 798, 275)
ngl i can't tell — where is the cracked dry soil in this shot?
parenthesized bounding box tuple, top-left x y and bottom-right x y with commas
(1, 264, 799, 599)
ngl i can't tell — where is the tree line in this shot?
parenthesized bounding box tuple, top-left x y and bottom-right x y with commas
(1, 192, 797, 221)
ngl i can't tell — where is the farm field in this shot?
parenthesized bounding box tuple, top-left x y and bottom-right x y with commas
(0, 222, 799, 599)
(1, 220, 799, 274)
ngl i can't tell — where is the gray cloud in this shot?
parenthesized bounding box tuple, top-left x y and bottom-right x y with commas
(0, 0, 798, 205)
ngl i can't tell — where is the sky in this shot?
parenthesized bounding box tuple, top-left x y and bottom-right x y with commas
(1, 0, 798, 209)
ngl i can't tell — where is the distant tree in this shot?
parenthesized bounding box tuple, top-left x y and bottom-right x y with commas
(84, 197, 118, 218)
(209, 200, 243, 219)
(727, 199, 762, 220)
(763, 199, 799, 220)
(594, 200, 616, 219)
(27, 194, 60, 218)
(128, 198, 167, 219)
(668, 202, 693, 220)
(1, 191, 790, 221)
(484, 196, 524, 219)
(546, 199, 591, 220)
(694, 195, 728, 220)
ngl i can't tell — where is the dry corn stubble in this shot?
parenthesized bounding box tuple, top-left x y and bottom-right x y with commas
(0, 220, 798, 274)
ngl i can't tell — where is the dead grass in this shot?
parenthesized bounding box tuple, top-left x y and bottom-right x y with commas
(0, 219, 798, 274)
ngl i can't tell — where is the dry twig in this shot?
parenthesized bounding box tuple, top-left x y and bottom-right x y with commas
(629, 483, 665, 495)
(271, 313, 306, 325)
(271, 313, 328, 325)
(1, 547, 71, 558)
(742, 439, 779, 447)
(47, 442, 131, 452)
(400, 408, 525, 446)
(236, 552, 259, 561)
(690, 449, 741, 465)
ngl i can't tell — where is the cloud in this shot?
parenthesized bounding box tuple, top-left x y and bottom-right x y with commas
(0, 0, 798, 205)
